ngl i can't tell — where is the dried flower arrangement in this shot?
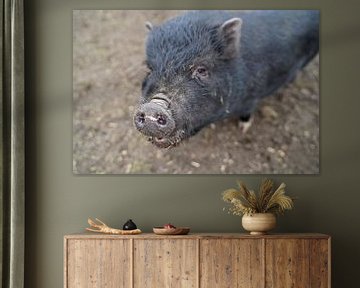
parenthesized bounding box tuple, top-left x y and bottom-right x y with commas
(222, 179, 294, 216)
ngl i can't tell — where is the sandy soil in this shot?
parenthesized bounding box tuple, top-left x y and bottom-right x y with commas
(73, 10, 319, 174)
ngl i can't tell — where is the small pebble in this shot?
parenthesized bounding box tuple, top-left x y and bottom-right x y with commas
(301, 88, 310, 96)
(191, 161, 200, 168)
(278, 150, 286, 158)
(267, 147, 276, 153)
(261, 105, 278, 119)
(107, 122, 117, 128)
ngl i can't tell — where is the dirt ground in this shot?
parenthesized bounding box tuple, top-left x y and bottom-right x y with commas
(73, 10, 319, 174)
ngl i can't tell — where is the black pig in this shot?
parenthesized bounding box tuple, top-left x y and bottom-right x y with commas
(134, 10, 319, 148)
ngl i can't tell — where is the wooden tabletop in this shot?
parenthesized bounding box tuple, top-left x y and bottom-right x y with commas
(65, 232, 330, 240)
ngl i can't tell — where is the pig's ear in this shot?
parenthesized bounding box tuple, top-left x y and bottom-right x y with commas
(219, 18, 243, 58)
(145, 21, 153, 32)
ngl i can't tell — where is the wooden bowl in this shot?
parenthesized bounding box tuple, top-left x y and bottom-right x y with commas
(153, 227, 190, 235)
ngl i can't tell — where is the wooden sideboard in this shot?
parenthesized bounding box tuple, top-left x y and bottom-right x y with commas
(64, 233, 330, 288)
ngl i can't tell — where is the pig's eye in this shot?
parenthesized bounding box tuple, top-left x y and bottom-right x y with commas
(192, 66, 209, 80)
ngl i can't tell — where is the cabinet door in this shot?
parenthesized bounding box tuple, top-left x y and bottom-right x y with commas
(265, 239, 312, 288)
(65, 239, 131, 288)
(309, 239, 330, 288)
(133, 239, 198, 288)
(200, 239, 264, 288)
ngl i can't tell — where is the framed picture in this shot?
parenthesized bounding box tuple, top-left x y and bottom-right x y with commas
(73, 10, 319, 174)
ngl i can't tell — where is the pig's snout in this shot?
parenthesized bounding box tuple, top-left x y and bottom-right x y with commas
(134, 99, 175, 138)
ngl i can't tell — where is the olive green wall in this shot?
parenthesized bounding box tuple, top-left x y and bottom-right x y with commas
(24, 0, 360, 287)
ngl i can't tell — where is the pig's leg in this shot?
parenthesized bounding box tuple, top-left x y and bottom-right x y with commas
(238, 96, 257, 134)
(238, 114, 253, 134)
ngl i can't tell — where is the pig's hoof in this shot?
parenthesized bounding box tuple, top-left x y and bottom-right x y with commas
(238, 116, 253, 134)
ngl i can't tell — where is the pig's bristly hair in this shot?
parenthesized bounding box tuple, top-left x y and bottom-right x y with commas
(145, 11, 241, 79)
